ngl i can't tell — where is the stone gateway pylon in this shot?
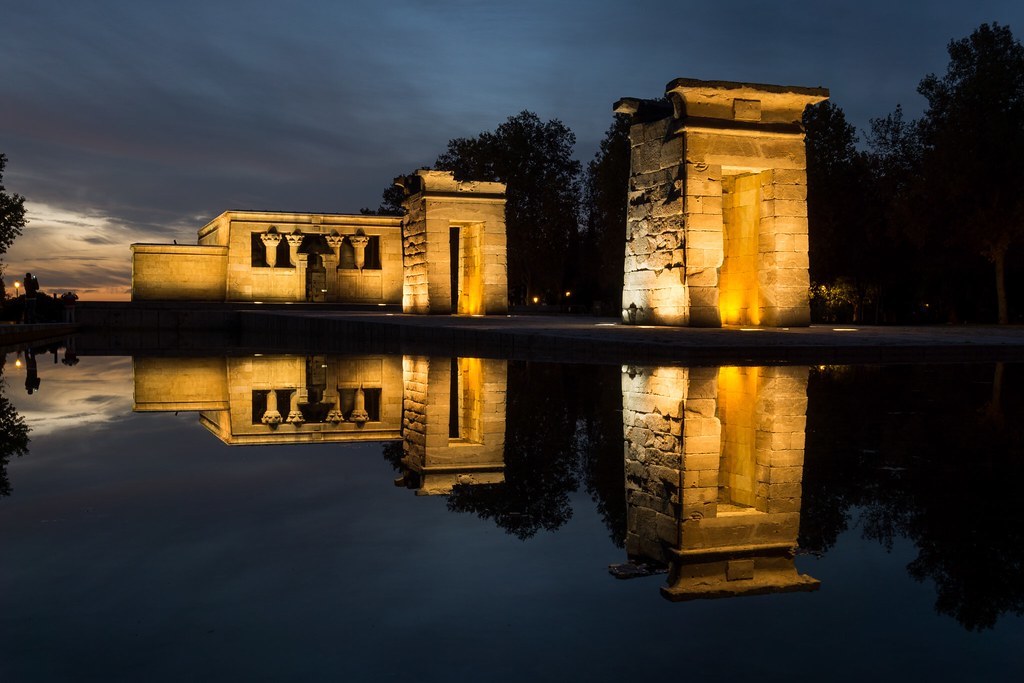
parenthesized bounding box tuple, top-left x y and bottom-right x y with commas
(396, 170, 508, 315)
(616, 79, 828, 327)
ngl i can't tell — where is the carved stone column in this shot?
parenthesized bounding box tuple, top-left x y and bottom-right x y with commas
(261, 232, 282, 267)
(349, 234, 371, 271)
(324, 234, 344, 300)
(285, 232, 304, 267)
(325, 233, 344, 260)
(261, 390, 282, 427)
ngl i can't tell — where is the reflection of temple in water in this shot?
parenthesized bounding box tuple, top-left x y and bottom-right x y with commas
(621, 364, 818, 600)
(133, 355, 506, 494)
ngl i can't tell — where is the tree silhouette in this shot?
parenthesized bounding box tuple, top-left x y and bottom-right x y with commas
(435, 112, 582, 304)
(578, 114, 631, 314)
(0, 154, 26, 257)
(913, 23, 1024, 323)
(359, 183, 406, 217)
(0, 358, 30, 497)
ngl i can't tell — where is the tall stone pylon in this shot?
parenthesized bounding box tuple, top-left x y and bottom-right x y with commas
(616, 79, 828, 327)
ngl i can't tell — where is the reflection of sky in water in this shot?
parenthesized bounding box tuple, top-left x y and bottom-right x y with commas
(0, 357, 1022, 681)
(4, 353, 134, 436)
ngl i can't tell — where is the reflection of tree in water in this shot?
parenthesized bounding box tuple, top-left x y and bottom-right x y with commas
(382, 362, 627, 543)
(449, 362, 627, 541)
(447, 362, 581, 540)
(803, 363, 1024, 630)
(573, 365, 627, 547)
(0, 357, 30, 497)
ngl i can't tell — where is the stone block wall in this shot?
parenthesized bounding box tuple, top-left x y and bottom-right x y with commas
(757, 169, 811, 326)
(401, 192, 431, 314)
(131, 244, 227, 301)
(134, 212, 404, 304)
(621, 111, 688, 325)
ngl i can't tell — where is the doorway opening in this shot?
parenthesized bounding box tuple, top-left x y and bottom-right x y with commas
(720, 172, 763, 325)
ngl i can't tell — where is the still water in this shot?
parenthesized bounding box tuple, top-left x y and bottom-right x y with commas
(1, 348, 1022, 681)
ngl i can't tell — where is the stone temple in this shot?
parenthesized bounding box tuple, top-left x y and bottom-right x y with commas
(616, 78, 828, 327)
(131, 170, 508, 315)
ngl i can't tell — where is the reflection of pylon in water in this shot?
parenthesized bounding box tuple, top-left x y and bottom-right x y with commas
(350, 385, 369, 426)
(325, 390, 344, 424)
(260, 390, 282, 428)
(286, 389, 305, 425)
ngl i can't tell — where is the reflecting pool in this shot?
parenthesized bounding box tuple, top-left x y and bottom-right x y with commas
(1, 347, 1023, 681)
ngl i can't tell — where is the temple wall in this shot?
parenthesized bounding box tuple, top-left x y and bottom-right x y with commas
(133, 212, 403, 304)
(131, 245, 228, 301)
(131, 174, 505, 311)
(401, 194, 432, 314)
(758, 169, 811, 326)
(682, 132, 811, 327)
(205, 212, 403, 304)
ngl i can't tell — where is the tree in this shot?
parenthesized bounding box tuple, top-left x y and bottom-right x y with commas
(862, 105, 932, 322)
(0, 153, 27, 257)
(435, 112, 582, 304)
(914, 23, 1024, 323)
(581, 114, 630, 312)
(0, 357, 30, 497)
(804, 102, 872, 321)
(359, 183, 406, 217)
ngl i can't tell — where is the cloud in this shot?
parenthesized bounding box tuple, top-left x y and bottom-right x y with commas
(1, 202, 167, 299)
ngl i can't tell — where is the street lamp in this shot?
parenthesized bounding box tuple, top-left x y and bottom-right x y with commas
(13, 280, 20, 297)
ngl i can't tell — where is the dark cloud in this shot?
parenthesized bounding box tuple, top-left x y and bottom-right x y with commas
(1, 0, 1021, 292)
(78, 235, 122, 245)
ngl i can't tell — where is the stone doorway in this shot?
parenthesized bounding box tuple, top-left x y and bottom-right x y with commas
(306, 254, 327, 302)
(720, 172, 764, 326)
(453, 223, 484, 315)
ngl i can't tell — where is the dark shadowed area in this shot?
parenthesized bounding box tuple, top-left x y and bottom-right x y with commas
(0, 353, 1022, 681)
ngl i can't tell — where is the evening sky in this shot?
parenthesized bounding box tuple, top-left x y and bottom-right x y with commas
(1, 0, 1020, 298)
